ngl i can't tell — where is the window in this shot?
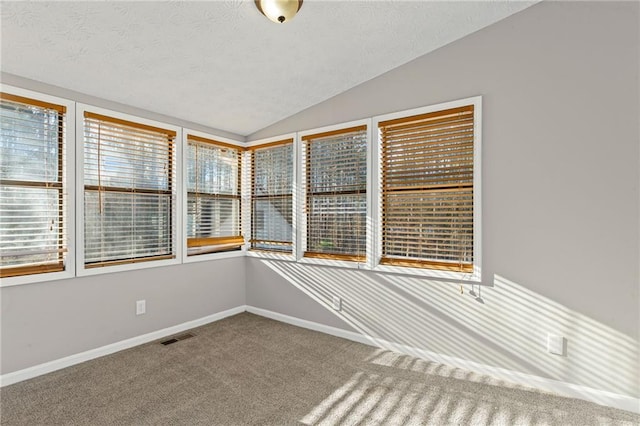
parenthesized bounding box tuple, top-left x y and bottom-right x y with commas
(302, 125, 367, 261)
(249, 139, 293, 253)
(186, 134, 243, 255)
(1, 87, 479, 283)
(83, 111, 176, 268)
(0, 92, 70, 279)
(378, 103, 478, 273)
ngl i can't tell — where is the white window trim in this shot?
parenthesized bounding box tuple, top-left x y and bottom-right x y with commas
(245, 133, 297, 262)
(181, 129, 245, 264)
(0, 85, 76, 287)
(296, 118, 372, 270)
(371, 96, 482, 282)
(75, 103, 182, 277)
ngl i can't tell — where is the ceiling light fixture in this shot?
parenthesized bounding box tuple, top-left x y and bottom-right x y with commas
(255, 0, 303, 24)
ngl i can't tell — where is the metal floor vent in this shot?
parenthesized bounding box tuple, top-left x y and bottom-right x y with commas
(160, 333, 195, 346)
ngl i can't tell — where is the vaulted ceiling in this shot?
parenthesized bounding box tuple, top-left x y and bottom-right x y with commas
(1, 1, 536, 136)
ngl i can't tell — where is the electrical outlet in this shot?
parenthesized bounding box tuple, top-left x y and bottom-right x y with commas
(136, 300, 146, 316)
(547, 334, 564, 356)
(332, 296, 341, 311)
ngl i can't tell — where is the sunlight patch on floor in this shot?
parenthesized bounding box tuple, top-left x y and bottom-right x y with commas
(298, 370, 524, 426)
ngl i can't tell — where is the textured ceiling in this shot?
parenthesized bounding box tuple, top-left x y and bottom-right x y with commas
(1, 1, 536, 136)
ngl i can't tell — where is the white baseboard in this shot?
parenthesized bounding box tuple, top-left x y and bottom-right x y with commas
(246, 305, 640, 414)
(3, 304, 638, 414)
(0, 305, 247, 387)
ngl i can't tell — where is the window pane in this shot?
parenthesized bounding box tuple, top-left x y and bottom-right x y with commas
(307, 194, 366, 256)
(186, 137, 242, 256)
(84, 191, 172, 263)
(251, 143, 293, 252)
(187, 196, 239, 239)
(383, 190, 473, 263)
(0, 186, 60, 267)
(84, 122, 170, 191)
(83, 114, 175, 266)
(0, 102, 59, 183)
(304, 128, 367, 259)
(308, 135, 366, 193)
(0, 94, 66, 277)
(252, 196, 292, 251)
(380, 105, 475, 271)
(187, 142, 238, 196)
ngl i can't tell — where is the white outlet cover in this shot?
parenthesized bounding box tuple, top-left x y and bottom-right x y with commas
(136, 300, 146, 316)
(547, 334, 564, 355)
(332, 296, 341, 311)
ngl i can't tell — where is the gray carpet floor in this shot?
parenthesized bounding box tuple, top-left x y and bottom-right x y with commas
(0, 312, 638, 425)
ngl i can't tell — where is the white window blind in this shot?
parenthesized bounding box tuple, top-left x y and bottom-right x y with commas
(379, 105, 474, 272)
(186, 135, 243, 255)
(0, 93, 67, 278)
(250, 140, 293, 253)
(303, 126, 367, 261)
(83, 112, 176, 267)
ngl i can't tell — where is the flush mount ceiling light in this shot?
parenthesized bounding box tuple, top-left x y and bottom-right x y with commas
(255, 0, 303, 24)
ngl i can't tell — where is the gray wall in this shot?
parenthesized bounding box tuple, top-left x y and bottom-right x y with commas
(0, 75, 247, 375)
(247, 1, 640, 397)
(2, 259, 245, 373)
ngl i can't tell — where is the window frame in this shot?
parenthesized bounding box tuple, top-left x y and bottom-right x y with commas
(297, 119, 373, 270)
(245, 133, 297, 262)
(372, 96, 482, 282)
(75, 103, 182, 277)
(0, 85, 76, 287)
(181, 129, 245, 264)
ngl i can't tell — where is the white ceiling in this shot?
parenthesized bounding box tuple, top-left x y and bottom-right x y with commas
(1, 1, 536, 137)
